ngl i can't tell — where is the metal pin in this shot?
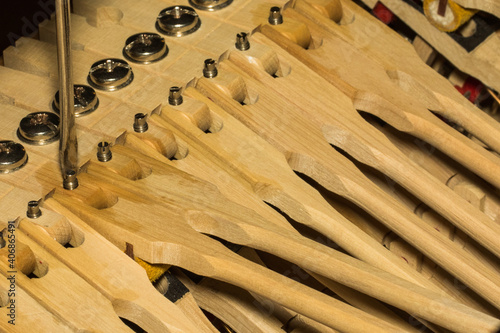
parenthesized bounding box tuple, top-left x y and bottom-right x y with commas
(27, 200, 42, 219)
(235, 32, 250, 51)
(268, 7, 283, 25)
(169, 86, 183, 105)
(63, 169, 79, 190)
(55, 0, 78, 190)
(203, 59, 218, 78)
(134, 113, 149, 133)
(97, 141, 112, 162)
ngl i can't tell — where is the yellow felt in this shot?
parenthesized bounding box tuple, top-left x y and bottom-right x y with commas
(424, 0, 477, 31)
(134, 256, 170, 283)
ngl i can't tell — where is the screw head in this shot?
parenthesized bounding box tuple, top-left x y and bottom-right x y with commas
(188, 0, 233, 11)
(268, 7, 283, 25)
(133, 113, 149, 133)
(123, 33, 169, 64)
(17, 112, 60, 145)
(156, 6, 201, 37)
(203, 59, 218, 78)
(169, 86, 183, 106)
(27, 200, 42, 219)
(0, 141, 28, 174)
(53, 84, 99, 117)
(87, 58, 134, 92)
(235, 32, 250, 51)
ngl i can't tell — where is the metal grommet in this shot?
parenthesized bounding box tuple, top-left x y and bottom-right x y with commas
(235, 32, 250, 51)
(123, 33, 169, 64)
(203, 59, 218, 78)
(87, 58, 134, 91)
(133, 113, 149, 133)
(27, 200, 42, 219)
(169, 86, 183, 106)
(97, 141, 112, 162)
(188, 0, 233, 11)
(268, 7, 283, 25)
(17, 112, 60, 145)
(52, 84, 99, 117)
(0, 140, 28, 174)
(156, 6, 201, 37)
(63, 169, 79, 190)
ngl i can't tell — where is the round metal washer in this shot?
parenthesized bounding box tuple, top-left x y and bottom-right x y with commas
(87, 58, 134, 91)
(0, 140, 28, 174)
(188, 0, 233, 11)
(123, 33, 169, 64)
(17, 112, 60, 145)
(52, 84, 99, 117)
(156, 6, 201, 37)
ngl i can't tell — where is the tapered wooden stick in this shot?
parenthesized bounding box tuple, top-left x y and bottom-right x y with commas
(53, 151, 500, 332)
(193, 66, 500, 310)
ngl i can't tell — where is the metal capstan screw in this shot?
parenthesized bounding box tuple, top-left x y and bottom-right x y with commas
(17, 112, 60, 145)
(87, 58, 134, 91)
(97, 141, 112, 162)
(268, 7, 283, 25)
(53, 85, 99, 117)
(123, 32, 169, 64)
(0, 140, 28, 174)
(169, 86, 183, 105)
(156, 6, 201, 37)
(203, 59, 218, 78)
(134, 113, 149, 133)
(235, 32, 250, 51)
(63, 169, 79, 190)
(27, 200, 42, 219)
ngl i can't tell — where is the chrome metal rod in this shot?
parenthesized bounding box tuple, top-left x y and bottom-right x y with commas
(55, 0, 78, 189)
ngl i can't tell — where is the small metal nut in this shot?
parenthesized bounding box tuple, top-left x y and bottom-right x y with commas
(0, 140, 28, 174)
(169, 86, 183, 106)
(123, 33, 169, 64)
(268, 7, 283, 25)
(17, 112, 60, 145)
(133, 113, 149, 133)
(156, 6, 201, 37)
(235, 32, 250, 51)
(63, 170, 79, 190)
(203, 59, 218, 78)
(188, 0, 233, 11)
(27, 200, 42, 219)
(97, 141, 112, 162)
(53, 84, 99, 117)
(87, 58, 134, 91)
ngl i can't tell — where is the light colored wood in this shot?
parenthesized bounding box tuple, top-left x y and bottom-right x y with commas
(263, 6, 500, 190)
(49, 175, 407, 332)
(295, 0, 500, 157)
(193, 59, 500, 312)
(174, 269, 286, 333)
(0, 17, 460, 330)
(71, 145, 500, 332)
(224, 31, 500, 272)
(0, 221, 132, 332)
(0, 185, 206, 332)
(454, 0, 500, 17)
(413, 35, 438, 65)
(354, 0, 500, 93)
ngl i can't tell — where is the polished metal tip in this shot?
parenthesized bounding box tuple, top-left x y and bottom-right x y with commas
(169, 86, 183, 105)
(235, 32, 250, 51)
(26, 200, 42, 219)
(97, 141, 112, 162)
(203, 59, 218, 78)
(133, 113, 149, 133)
(63, 170, 79, 190)
(268, 7, 283, 25)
